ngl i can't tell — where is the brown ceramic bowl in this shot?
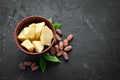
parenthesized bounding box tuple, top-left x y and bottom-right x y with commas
(14, 16, 56, 55)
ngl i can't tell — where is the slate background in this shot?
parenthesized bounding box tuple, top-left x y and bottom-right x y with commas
(0, 0, 120, 80)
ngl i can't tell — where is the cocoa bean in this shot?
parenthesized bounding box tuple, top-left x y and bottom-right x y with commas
(31, 62, 37, 69)
(63, 39, 68, 47)
(31, 66, 39, 71)
(24, 61, 32, 67)
(55, 45, 59, 52)
(56, 34, 62, 41)
(57, 50, 64, 57)
(64, 46, 72, 52)
(63, 52, 69, 60)
(56, 29, 62, 36)
(50, 47, 56, 55)
(19, 63, 26, 70)
(67, 34, 73, 42)
(59, 41, 63, 50)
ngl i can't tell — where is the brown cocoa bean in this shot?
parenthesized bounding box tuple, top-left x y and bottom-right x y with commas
(55, 45, 59, 52)
(59, 41, 63, 50)
(24, 61, 32, 67)
(57, 50, 64, 57)
(31, 62, 37, 69)
(63, 39, 68, 47)
(50, 47, 56, 55)
(63, 52, 69, 60)
(31, 66, 39, 71)
(56, 29, 62, 36)
(56, 34, 62, 41)
(19, 63, 26, 70)
(64, 46, 72, 52)
(67, 34, 73, 42)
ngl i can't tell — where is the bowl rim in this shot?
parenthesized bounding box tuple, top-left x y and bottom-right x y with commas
(14, 16, 56, 55)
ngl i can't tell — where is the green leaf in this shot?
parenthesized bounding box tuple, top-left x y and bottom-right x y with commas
(42, 53, 61, 63)
(48, 17, 53, 23)
(39, 56, 46, 73)
(53, 23, 61, 29)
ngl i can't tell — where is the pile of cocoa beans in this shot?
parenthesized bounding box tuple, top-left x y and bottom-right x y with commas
(50, 29, 73, 60)
(19, 61, 39, 71)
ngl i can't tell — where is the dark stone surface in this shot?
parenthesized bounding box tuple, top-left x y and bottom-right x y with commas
(0, 0, 120, 80)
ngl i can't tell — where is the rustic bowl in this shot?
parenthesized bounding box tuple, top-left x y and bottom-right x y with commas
(14, 16, 56, 55)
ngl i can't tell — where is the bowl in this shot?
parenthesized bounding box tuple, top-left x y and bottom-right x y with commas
(14, 16, 56, 55)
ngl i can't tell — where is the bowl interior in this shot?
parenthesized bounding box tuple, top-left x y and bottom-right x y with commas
(14, 16, 56, 55)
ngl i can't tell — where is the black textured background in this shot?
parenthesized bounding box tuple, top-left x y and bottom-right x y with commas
(0, 0, 120, 80)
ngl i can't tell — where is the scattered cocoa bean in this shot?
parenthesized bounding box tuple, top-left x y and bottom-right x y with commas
(55, 45, 59, 52)
(67, 34, 73, 42)
(19, 63, 26, 70)
(24, 61, 32, 67)
(50, 47, 56, 55)
(57, 50, 64, 57)
(31, 62, 37, 69)
(56, 34, 62, 41)
(56, 29, 62, 36)
(64, 46, 72, 52)
(31, 66, 39, 71)
(59, 41, 63, 50)
(63, 52, 69, 60)
(63, 39, 68, 47)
